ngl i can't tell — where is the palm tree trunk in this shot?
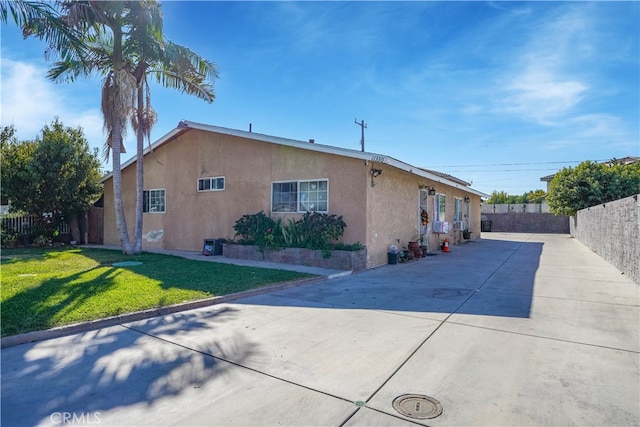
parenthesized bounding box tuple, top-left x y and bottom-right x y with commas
(133, 83, 144, 254)
(110, 24, 134, 255)
(111, 119, 133, 254)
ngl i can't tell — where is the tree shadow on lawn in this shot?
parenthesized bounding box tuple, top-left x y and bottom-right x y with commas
(2, 266, 123, 336)
(1, 306, 257, 426)
(1, 247, 309, 337)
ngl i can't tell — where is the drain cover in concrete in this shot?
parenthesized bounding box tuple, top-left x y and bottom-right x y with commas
(112, 261, 143, 267)
(392, 394, 442, 419)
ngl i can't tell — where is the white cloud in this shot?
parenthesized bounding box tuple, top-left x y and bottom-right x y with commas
(497, 66, 588, 126)
(489, 5, 600, 126)
(1, 58, 106, 162)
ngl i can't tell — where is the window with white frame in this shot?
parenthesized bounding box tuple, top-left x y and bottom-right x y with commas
(198, 176, 225, 192)
(143, 189, 165, 213)
(454, 197, 463, 229)
(435, 194, 446, 222)
(272, 179, 328, 213)
(299, 180, 328, 212)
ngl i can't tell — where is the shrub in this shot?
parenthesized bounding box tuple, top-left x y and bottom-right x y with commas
(333, 242, 363, 251)
(33, 235, 51, 247)
(233, 211, 282, 251)
(233, 211, 350, 251)
(296, 212, 346, 249)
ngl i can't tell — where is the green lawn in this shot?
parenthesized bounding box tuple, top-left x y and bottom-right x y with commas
(0, 247, 313, 337)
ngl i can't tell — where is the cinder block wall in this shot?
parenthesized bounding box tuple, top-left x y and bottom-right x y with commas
(482, 213, 569, 233)
(570, 194, 639, 284)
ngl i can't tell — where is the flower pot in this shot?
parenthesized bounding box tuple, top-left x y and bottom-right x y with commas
(407, 241, 421, 258)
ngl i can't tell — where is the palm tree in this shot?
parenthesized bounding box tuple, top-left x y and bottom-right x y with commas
(49, 1, 217, 254)
(53, 1, 141, 253)
(129, 39, 218, 252)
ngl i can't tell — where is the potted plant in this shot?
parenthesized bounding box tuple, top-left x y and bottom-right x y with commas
(408, 238, 421, 258)
(462, 228, 472, 240)
(5, 230, 19, 247)
(419, 234, 428, 257)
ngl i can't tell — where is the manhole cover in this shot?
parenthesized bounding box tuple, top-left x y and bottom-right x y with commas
(112, 261, 143, 267)
(392, 394, 442, 419)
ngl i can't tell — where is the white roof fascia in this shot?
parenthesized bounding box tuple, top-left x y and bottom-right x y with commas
(101, 120, 490, 198)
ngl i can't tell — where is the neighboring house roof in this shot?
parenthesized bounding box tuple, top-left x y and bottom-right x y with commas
(605, 156, 640, 165)
(540, 156, 640, 183)
(102, 120, 490, 197)
(418, 168, 471, 187)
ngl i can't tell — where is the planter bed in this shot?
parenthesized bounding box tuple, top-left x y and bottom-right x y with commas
(224, 244, 367, 272)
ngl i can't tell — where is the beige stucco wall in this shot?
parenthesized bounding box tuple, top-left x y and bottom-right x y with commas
(104, 130, 368, 253)
(363, 165, 481, 266)
(103, 128, 481, 268)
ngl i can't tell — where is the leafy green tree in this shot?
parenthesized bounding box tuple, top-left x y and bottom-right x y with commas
(1, 125, 38, 207)
(0, 120, 102, 234)
(526, 189, 546, 204)
(486, 189, 547, 204)
(486, 190, 509, 204)
(547, 161, 640, 216)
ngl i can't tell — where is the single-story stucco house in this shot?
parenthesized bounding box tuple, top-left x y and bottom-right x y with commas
(100, 121, 489, 269)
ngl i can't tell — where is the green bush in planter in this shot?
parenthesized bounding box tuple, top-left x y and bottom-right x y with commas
(295, 212, 346, 249)
(233, 211, 349, 251)
(233, 211, 283, 250)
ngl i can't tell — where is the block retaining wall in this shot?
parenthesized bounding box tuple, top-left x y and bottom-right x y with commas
(571, 194, 639, 284)
(481, 213, 570, 233)
(223, 244, 368, 272)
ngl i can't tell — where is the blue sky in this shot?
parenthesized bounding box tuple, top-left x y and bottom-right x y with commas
(1, 1, 638, 195)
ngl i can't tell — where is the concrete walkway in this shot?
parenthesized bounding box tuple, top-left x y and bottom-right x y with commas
(81, 244, 352, 278)
(2, 234, 638, 426)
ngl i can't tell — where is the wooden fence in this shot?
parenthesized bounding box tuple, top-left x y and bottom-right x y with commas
(1, 214, 70, 235)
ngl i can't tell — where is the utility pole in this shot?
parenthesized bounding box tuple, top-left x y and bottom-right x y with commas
(354, 118, 367, 152)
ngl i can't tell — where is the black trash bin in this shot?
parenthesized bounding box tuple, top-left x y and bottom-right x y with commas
(203, 238, 225, 256)
(213, 238, 225, 256)
(388, 252, 398, 265)
(203, 239, 215, 255)
(481, 220, 492, 232)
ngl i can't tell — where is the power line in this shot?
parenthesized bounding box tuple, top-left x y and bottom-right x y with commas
(441, 168, 564, 173)
(429, 159, 609, 168)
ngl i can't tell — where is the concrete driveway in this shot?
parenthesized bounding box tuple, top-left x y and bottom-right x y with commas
(2, 233, 638, 426)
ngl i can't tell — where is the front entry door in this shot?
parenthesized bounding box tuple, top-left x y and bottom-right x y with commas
(419, 189, 430, 248)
